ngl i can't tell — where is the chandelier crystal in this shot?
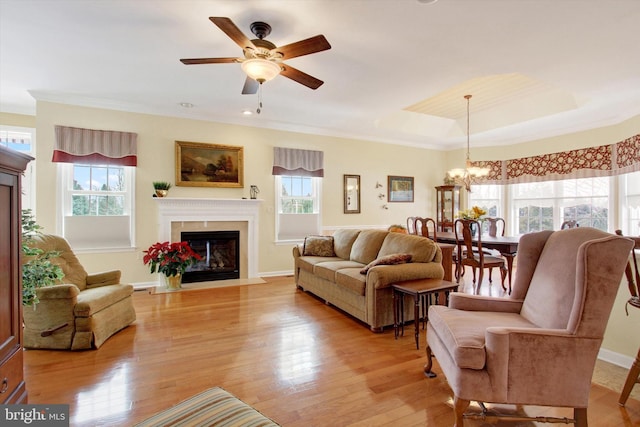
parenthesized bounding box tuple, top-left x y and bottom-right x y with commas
(447, 94, 490, 192)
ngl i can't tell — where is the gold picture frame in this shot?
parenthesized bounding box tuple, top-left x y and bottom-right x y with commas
(388, 175, 414, 202)
(343, 174, 361, 214)
(175, 141, 244, 188)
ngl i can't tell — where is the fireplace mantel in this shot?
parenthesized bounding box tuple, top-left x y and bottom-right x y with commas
(155, 198, 262, 278)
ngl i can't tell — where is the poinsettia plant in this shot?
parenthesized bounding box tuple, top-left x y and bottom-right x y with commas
(143, 241, 202, 277)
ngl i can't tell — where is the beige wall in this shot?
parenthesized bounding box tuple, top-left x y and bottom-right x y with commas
(3, 104, 639, 363)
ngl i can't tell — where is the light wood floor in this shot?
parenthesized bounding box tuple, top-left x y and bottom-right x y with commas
(23, 274, 640, 426)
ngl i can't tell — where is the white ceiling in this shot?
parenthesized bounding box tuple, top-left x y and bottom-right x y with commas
(1, 0, 639, 150)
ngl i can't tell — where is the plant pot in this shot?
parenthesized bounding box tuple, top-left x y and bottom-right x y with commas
(155, 189, 168, 198)
(162, 273, 182, 290)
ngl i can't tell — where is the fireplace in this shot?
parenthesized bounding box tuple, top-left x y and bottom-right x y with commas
(182, 231, 240, 283)
(154, 198, 262, 279)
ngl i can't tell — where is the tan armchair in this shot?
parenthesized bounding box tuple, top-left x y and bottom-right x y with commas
(23, 234, 136, 350)
(424, 227, 634, 426)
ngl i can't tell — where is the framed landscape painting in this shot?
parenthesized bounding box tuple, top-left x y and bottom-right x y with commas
(175, 141, 244, 188)
(388, 175, 414, 202)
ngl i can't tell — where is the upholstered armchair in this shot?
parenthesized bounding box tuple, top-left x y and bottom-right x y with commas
(23, 234, 136, 350)
(425, 227, 633, 426)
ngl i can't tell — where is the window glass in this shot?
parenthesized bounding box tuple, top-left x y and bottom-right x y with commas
(0, 127, 35, 211)
(622, 171, 640, 236)
(275, 175, 321, 241)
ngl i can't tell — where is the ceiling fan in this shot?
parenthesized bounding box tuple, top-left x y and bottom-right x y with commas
(180, 17, 331, 94)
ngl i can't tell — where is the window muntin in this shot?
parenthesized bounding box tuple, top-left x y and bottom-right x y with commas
(279, 176, 318, 214)
(70, 164, 127, 216)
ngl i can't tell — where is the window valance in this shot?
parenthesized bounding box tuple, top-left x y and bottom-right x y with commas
(272, 147, 324, 177)
(474, 134, 639, 185)
(52, 125, 138, 166)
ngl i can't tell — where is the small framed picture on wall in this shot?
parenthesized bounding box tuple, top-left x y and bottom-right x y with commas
(343, 174, 361, 214)
(388, 175, 414, 202)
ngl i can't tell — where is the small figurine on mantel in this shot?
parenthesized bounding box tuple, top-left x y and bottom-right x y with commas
(250, 185, 260, 199)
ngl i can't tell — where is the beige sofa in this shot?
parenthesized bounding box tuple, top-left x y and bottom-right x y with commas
(293, 229, 444, 331)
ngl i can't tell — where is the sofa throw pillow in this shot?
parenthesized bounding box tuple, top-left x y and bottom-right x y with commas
(360, 253, 412, 274)
(303, 235, 335, 257)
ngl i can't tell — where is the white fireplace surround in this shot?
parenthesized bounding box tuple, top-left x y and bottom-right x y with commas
(155, 198, 262, 278)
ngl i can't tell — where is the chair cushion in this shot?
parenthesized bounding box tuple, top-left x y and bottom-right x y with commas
(428, 305, 536, 370)
(74, 284, 134, 317)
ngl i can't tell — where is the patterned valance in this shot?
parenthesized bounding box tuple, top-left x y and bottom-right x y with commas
(475, 134, 639, 185)
(272, 147, 324, 177)
(52, 125, 137, 166)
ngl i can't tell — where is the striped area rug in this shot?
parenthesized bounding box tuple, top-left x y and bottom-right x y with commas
(134, 387, 280, 427)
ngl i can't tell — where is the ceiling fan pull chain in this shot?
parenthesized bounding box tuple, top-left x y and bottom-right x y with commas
(257, 83, 263, 114)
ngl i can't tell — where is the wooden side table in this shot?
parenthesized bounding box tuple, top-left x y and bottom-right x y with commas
(392, 278, 459, 349)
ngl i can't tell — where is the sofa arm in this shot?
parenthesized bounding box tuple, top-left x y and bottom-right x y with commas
(449, 293, 523, 312)
(86, 270, 121, 288)
(367, 262, 444, 290)
(293, 244, 303, 258)
(35, 284, 80, 300)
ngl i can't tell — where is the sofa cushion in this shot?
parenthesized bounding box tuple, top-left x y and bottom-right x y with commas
(303, 235, 335, 257)
(378, 232, 437, 263)
(74, 284, 134, 317)
(360, 253, 412, 274)
(297, 255, 342, 274)
(335, 268, 367, 295)
(428, 305, 535, 370)
(350, 230, 389, 264)
(332, 229, 361, 259)
(314, 260, 364, 282)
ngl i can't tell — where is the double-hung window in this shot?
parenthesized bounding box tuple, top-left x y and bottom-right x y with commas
(59, 163, 135, 250)
(1, 126, 35, 211)
(53, 125, 137, 251)
(272, 147, 324, 242)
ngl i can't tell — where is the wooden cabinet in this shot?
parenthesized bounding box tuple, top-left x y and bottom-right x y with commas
(435, 185, 461, 232)
(0, 145, 32, 404)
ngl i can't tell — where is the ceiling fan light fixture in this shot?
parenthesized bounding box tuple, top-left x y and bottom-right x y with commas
(241, 59, 281, 83)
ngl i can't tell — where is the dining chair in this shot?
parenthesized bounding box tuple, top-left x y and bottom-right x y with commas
(481, 217, 506, 237)
(454, 219, 506, 292)
(615, 230, 640, 406)
(413, 217, 437, 241)
(406, 216, 417, 235)
(561, 220, 580, 229)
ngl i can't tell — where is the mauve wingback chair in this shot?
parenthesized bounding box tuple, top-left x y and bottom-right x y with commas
(424, 227, 634, 426)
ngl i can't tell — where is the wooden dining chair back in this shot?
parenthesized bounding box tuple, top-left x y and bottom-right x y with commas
(413, 217, 437, 241)
(406, 217, 417, 235)
(615, 229, 640, 406)
(561, 220, 580, 229)
(482, 217, 506, 237)
(454, 219, 506, 292)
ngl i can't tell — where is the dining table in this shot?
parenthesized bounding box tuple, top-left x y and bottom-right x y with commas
(436, 231, 520, 293)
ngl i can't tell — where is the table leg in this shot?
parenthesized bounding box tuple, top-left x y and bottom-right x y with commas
(503, 253, 515, 294)
(393, 290, 399, 339)
(414, 294, 420, 350)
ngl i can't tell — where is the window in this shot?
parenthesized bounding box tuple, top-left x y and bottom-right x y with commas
(59, 163, 135, 251)
(0, 126, 35, 211)
(275, 175, 321, 241)
(471, 176, 613, 236)
(621, 171, 640, 236)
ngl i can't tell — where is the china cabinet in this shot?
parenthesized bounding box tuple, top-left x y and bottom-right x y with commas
(435, 185, 461, 232)
(0, 145, 32, 404)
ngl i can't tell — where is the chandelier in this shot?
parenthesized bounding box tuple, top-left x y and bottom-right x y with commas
(446, 94, 490, 192)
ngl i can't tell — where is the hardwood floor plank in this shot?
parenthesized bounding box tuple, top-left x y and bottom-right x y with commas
(23, 274, 640, 426)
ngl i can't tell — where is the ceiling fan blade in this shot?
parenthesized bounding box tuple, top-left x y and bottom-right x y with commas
(241, 77, 259, 94)
(209, 17, 255, 51)
(280, 64, 324, 89)
(273, 35, 331, 60)
(180, 57, 240, 65)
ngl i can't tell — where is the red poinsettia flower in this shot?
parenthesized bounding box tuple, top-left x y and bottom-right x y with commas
(143, 241, 202, 277)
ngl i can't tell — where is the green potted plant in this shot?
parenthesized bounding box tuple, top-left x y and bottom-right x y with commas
(142, 241, 201, 290)
(21, 209, 65, 307)
(152, 181, 172, 198)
